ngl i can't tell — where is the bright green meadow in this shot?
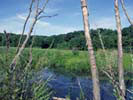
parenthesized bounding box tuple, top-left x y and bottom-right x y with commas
(0, 47, 132, 77)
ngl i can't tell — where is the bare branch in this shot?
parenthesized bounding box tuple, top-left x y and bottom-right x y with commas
(38, 0, 50, 16)
(10, 17, 37, 71)
(102, 69, 133, 99)
(10, 0, 51, 71)
(16, 0, 34, 53)
(26, 36, 35, 68)
(120, 0, 133, 25)
(37, 14, 58, 20)
(35, 0, 40, 15)
(41, 0, 50, 12)
(101, 70, 123, 96)
(127, 89, 133, 94)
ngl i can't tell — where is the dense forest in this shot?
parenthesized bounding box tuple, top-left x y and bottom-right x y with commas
(0, 25, 133, 51)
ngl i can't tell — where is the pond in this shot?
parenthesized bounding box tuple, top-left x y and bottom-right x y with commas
(36, 68, 133, 100)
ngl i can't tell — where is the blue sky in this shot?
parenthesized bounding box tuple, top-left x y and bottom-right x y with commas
(0, 0, 133, 36)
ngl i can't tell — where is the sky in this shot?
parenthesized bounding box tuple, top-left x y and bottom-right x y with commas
(0, 0, 133, 36)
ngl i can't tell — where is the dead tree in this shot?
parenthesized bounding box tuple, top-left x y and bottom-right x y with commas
(80, 0, 100, 100)
(120, 0, 133, 25)
(114, 0, 126, 99)
(3, 30, 10, 63)
(10, 0, 50, 71)
(16, 0, 57, 53)
(16, 0, 34, 53)
(4, 30, 10, 53)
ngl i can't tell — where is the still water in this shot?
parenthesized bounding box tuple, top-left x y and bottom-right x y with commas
(36, 69, 133, 100)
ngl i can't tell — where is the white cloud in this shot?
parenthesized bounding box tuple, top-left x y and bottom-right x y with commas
(0, 14, 79, 36)
(90, 5, 133, 29)
(17, 14, 50, 27)
(0, 16, 23, 34)
(17, 14, 26, 20)
(91, 16, 116, 29)
(1, 4, 132, 36)
(45, 8, 60, 14)
(73, 12, 81, 16)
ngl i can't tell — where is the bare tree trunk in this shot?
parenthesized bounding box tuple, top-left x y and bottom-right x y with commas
(4, 30, 10, 54)
(16, 0, 34, 53)
(10, 17, 37, 70)
(80, 0, 100, 100)
(10, 0, 50, 71)
(120, 0, 133, 25)
(114, 0, 126, 99)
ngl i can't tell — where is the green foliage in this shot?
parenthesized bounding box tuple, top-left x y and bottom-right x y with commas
(72, 48, 79, 56)
(32, 79, 52, 100)
(77, 81, 86, 100)
(0, 47, 132, 77)
(0, 26, 132, 51)
(65, 95, 71, 100)
(0, 48, 52, 100)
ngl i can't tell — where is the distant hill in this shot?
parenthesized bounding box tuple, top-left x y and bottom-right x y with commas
(0, 25, 133, 51)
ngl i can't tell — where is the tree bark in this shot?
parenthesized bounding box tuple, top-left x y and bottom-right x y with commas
(80, 0, 100, 100)
(114, 0, 126, 99)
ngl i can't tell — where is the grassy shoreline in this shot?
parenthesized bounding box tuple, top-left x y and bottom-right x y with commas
(0, 47, 133, 78)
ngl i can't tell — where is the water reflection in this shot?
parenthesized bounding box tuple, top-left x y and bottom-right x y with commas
(37, 69, 133, 100)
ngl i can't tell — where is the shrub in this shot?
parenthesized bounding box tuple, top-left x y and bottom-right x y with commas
(72, 48, 79, 56)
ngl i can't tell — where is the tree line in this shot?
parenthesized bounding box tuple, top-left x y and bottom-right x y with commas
(0, 0, 132, 99)
(0, 25, 132, 51)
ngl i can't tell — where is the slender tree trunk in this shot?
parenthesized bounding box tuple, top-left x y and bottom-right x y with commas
(80, 0, 100, 100)
(16, 0, 34, 53)
(10, 16, 37, 71)
(10, 0, 50, 71)
(120, 0, 133, 25)
(4, 30, 10, 54)
(114, 0, 126, 99)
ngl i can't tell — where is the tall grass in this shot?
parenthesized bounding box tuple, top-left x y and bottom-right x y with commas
(0, 47, 132, 76)
(0, 47, 52, 100)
